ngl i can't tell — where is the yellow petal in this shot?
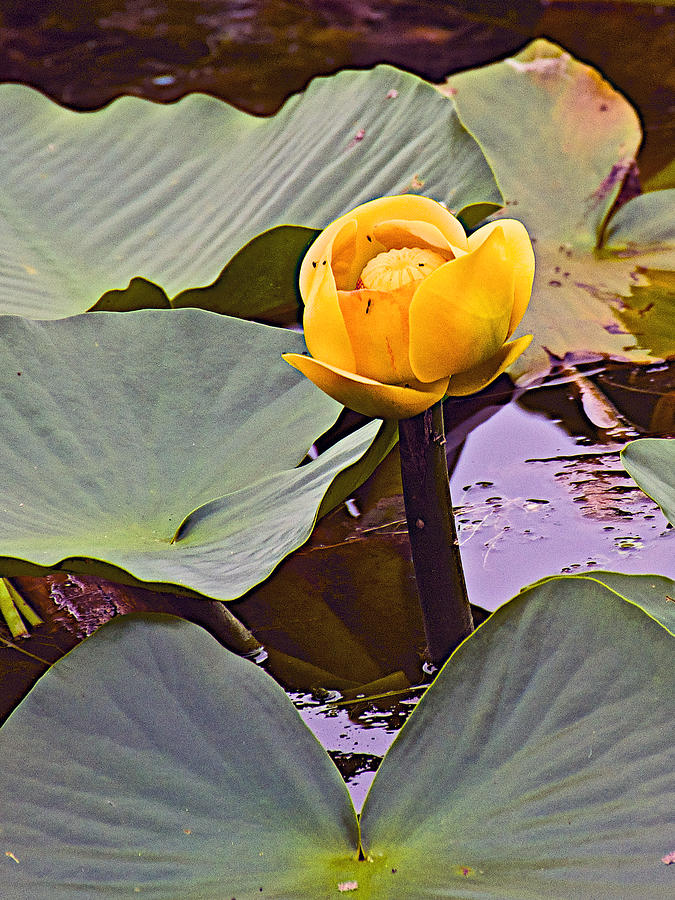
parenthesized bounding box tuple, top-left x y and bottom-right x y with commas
(326, 217, 357, 290)
(468, 218, 534, 336)
(299, 195, 468, 294)
(444, 334, 533, 396)
(338, 282, 417, 383)
(372, 219, 466, 258)
(302, 221, 356, 372)
(408, 227, 515, 383)
(282, 353, 449, 419)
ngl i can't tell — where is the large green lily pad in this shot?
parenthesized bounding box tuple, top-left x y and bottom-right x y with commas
(621, 438, 675, 526)
(1, 572, 672, 897)
(0, 309, 382, 598)
(359, 573, 674, 897)
(0, 66, 499, 319)
(445, 39, 675, 383)
(0, 612, 361, 898)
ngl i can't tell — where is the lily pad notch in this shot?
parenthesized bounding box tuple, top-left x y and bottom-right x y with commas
(0, 572, 672, 897)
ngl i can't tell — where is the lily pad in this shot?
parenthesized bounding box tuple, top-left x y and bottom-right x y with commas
(0, 309, 382, 599)
(444, 39, 675, 383)
(359, 573, 674, 897)
(0, 66, 500, 319)
(0, 612, 361, 898)
(621, 438, 675, 526)
(0, 572, 672, 897)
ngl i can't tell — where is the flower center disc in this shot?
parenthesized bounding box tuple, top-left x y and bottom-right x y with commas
(358, 247, 446, 291)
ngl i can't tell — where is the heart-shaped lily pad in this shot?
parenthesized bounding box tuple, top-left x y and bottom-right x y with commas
(444, 39, 675, 383)
(0, 65, 500, 319)
(0, 572, 671, 897)
(0, 309, 381, 598)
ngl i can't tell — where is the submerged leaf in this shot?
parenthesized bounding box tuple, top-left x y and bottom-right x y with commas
(171, 225, 319, 325)
(89, 277, 171, 312)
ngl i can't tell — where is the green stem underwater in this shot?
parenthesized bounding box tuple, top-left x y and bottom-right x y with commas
(398, 401, 473, 667)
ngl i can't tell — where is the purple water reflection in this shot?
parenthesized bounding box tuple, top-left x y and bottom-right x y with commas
(451, 401, 673, 611)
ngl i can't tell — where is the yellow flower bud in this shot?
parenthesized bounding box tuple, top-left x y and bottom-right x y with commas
(283, 195, 534, 419)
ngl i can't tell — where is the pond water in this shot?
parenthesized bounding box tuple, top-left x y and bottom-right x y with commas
(453, 395, 672, 605)
(0, 0, 673, 810)
(291, 372, 673, 809)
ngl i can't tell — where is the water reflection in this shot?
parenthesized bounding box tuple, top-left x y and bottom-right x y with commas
(450, 389, 673, 609)
(293, 687, 426, 812)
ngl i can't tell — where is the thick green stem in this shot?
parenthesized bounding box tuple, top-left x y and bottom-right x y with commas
(398, 401, 473, 667)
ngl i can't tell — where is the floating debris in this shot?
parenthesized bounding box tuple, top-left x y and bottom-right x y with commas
(347, 128, 366, 149)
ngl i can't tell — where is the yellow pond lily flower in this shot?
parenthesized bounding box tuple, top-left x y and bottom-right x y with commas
(283, 195, 534, 419)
